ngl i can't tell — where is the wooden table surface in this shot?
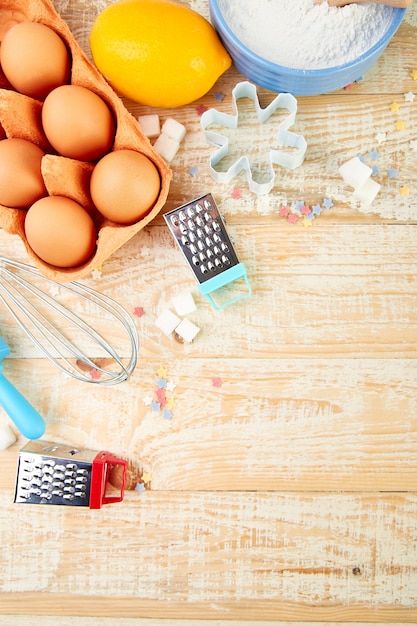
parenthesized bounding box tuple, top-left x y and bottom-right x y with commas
(1, 1, 417, 623)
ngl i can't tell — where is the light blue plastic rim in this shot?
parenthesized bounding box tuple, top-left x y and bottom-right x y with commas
(198, 263, 251, 310)
(209, 1, 406, 94)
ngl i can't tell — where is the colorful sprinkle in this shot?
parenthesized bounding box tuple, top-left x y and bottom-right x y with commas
(287, 213, 300, 224)
(214, 91, 225, 102)
(188, 166, 199, 177)
(142, 472, 152, 484)
(387, 168, 399, 179)
(90, 268, 102, 279)
(231, 187, 242, 199)
(390, 101, 400, 113)
(395, 119, 406, 131)
(133, 306, 145, 318)
(157, 366, 168, 378)
(322, 198, 334, 210)
(279, 206, 290, 217)
(400, 185, 411, 196)
(301, 204, 311, 216)
(302, 217, 313, 228)
(312, 204, 323, 215)
(411, 69, 417, 81)
(162, 409, 173, 420)
(212, 377, 223, 388)
(196, 104, 208, 116)
(404, 91, 415, 102)
(90, 369, 101, 380)
(376, 132, 387, 144)
(368, 149, 380, 160)
(135, 483, 146, 493)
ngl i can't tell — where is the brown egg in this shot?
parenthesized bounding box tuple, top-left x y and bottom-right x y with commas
(25, 196, 97, 268)
(90, 149, 161, 224)
(42, 85, 115, 161)
(0, 138, 47, 208)
(0, 22, 71, 100)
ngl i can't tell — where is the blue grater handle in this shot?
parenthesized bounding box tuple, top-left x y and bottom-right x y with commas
(198, 263, 251, 310)
(0, 368, 46, 439)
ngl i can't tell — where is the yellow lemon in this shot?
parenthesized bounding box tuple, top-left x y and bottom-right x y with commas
(90, 0, 232, 108)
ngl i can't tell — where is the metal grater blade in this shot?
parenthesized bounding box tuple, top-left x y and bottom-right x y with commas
(163, 193, 240, 284)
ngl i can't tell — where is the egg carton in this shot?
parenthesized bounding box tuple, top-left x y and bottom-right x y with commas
(0, 0, 172, 282)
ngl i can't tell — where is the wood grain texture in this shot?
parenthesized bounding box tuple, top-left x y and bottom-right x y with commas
(0, 0, 417, 622)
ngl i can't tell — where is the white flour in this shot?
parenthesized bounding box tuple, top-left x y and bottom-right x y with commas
(218, 0, 394, 70)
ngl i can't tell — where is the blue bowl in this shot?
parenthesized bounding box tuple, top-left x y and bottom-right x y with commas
(209, 0, 406, 96)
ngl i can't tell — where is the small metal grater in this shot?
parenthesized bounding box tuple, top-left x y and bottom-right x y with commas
(163, 193, 251, 310)
(14, 439, 127, 509)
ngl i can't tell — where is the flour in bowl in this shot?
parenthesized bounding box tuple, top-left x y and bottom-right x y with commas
(217, 0, 394, 70)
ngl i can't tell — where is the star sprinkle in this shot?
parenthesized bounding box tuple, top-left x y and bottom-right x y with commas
(390, 101, 400, 113)
(369, 149, 380, 160)
(231, 187, 242, 199)
(400, 185, 410, 196)
(166, 380, 177, 392)
(404, 92, 415, 102)
(279, 206, 290, 217)
(155, 387, 167, 407)
(294, 200, 304, 211)
(135, 482, 146, 493)
(196, 104, 208, 116)
(188, 166, 199, 177)
(376, 132, 387, 144)
(312, 204, 323, 215)
(142, 472, 152, 484)
(371, 165, 380, 176)
(302, 217, 313, 228)
(214, 91, 225, 102)
(156, 377, 167, 388)
(143, 395, 153, 406)
(411, 69, 417, 81)
(395, 119, 406, 131)
(90, 369, 101, 380)
(133, 306, 145, 318)
(157, 366, 168, 378)
(90, 268, 103, 280)
(387, 167, 399, 179)
(212, 376, 223, 388)
(322, 198, 334, 210)
(300, 204, 311, 216)
(162, 409, 173, 420)
(287, 213, 300, 224)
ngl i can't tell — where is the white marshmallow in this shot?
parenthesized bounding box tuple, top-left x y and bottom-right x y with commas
(155, 309, 181, 335)
(352, 178, 381, 205)
(161, 117, 186, 143)
(153, 134, 180, 163)
(171, 291, 197, 317)
(339, 156, 372, 189)
(0, 423, 17, 450)
(138, 114, 160, 138)
(174, 318, 200, 343)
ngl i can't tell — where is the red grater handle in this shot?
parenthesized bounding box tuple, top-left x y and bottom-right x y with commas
(90, 451, 127, 509)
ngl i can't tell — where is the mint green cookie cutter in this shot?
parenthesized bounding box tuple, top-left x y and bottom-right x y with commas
(200, 81, 307, 196)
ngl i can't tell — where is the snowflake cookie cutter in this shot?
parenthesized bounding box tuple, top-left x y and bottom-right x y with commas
(200, 81, 307, 196)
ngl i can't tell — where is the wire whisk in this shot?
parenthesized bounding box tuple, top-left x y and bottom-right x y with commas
(0, 257, 139, 385)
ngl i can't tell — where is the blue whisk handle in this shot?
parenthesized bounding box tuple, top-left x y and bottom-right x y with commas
(0, 370, 46, 439)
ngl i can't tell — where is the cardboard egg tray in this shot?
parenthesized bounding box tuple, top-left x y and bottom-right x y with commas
(0, 0, 172, 282)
